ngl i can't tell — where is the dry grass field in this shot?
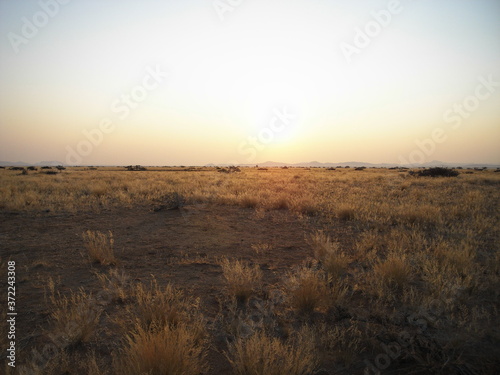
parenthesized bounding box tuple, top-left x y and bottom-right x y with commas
(1, 166, 499, 374)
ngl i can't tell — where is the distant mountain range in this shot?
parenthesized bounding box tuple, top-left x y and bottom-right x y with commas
(1, 160, 499, 169)
(0, 161, 64, 167)
(210, 160, 500, 169)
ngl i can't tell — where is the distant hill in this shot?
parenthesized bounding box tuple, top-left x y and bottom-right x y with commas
(0, 161, 64, 167)
(209, 160, 500, 169)
(1, 160, 498, 169)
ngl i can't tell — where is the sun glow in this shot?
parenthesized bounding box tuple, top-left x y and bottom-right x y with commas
(1, 0, 499, 165)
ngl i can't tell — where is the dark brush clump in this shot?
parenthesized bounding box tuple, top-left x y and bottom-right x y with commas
(410, 167, 459, 177)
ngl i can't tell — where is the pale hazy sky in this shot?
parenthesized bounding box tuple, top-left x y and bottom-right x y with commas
(0, 0, 499, 165)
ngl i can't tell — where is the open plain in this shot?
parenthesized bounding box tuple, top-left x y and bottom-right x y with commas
(1, 166, 499, 374)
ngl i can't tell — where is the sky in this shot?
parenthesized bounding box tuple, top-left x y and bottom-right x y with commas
(0, 0, 499, 166)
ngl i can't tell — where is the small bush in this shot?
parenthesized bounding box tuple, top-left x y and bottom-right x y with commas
(96, 269, 129, 303)
(240, 195, 258, 209)
(373, 255, 411, 291)
(412, 167, 459, 177)
(49, 288, 102, 346)
(83, 230, 116, 265)
(287, 267, 328, 313)
(115, 322, 206, 375)
(220, 258, 263, 302)
(307, 230, 333, 260)
(132, 279, 196, 331)
(251, 242, 274, 254)
(227, 328, 318, 375)
(152, 192, 185, 211)
(307, 231, 349, 278)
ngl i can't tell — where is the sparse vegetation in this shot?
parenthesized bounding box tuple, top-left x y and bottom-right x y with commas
(114, 322, 206, 375)
(286, 266, 329, 313)
(227, 328, 318, 375)
(411, 167, 460, 177)
(372, 254, 412, 298)
(1, 166, 499, 374)
(131, 278, 197, 330)
(220, 257, 263, 302)
(83, 230, 116, 265)
(48, 286, 102, 347)
(308, 230, 349, 278)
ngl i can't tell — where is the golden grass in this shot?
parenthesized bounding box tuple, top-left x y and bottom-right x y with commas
(83, 230, 116, 265)
(1, 167, 498, 232)
(48, 287, 102, 346)
(2, 167, 499, 373)
(96, 268, 129, 303)
(220, 257, 263, 302)
(227, 328, 318, 375)
(131, 278, 198, 331)
(318, 322, 365, 366)
(286, 266, 329, 313)
(307, 230, 349, 278)
(114, 322, 206, 375)
(251, 242, 274, 254)
(372, 254, 412, 298)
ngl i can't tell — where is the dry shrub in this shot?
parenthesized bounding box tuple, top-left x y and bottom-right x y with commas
(323, 251, 349, 279)
(240, 195, 258, 209)
(337, 205, 355, 221)
(413, 167, 459, 177)
(227, 328, 318, 375)
(318, 321, 365, 366)
(272, 195, 289, 210)
(434, 241, 476, 277)
(355, 230, 386, 261)
(83, 230, 116, 265)
(373, 254, 411, 296)
(287, 267, 329, 313)
(308, 231, 349, 278)
(132, 279, 196, 331)
(251, 242, 274, 254)
(307, 230, 332, 260)
(96, 269, 129, 303)
(289, 196, 318, 216)
(396, 204, 441, 227)
(220, 258, 263, 302)
(422, 245, 480, 300)
(115, 322, 206, 375)
(49, 287, 102, 347)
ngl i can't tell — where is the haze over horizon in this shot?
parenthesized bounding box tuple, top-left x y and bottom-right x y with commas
(1, 0, 499, 166)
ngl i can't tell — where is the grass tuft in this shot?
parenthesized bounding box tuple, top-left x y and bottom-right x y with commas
(83, 230, 116, 265)
(287, 266, 329, 313)
(132, 278, 197, 331)
(308, 231, 349, 278)
(49, 288, 102, 347)
(115, 322, 206, 375)
(372, 254, 412, 297)
(220, 257, 263, 302)
(227, 328, 318, 375)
